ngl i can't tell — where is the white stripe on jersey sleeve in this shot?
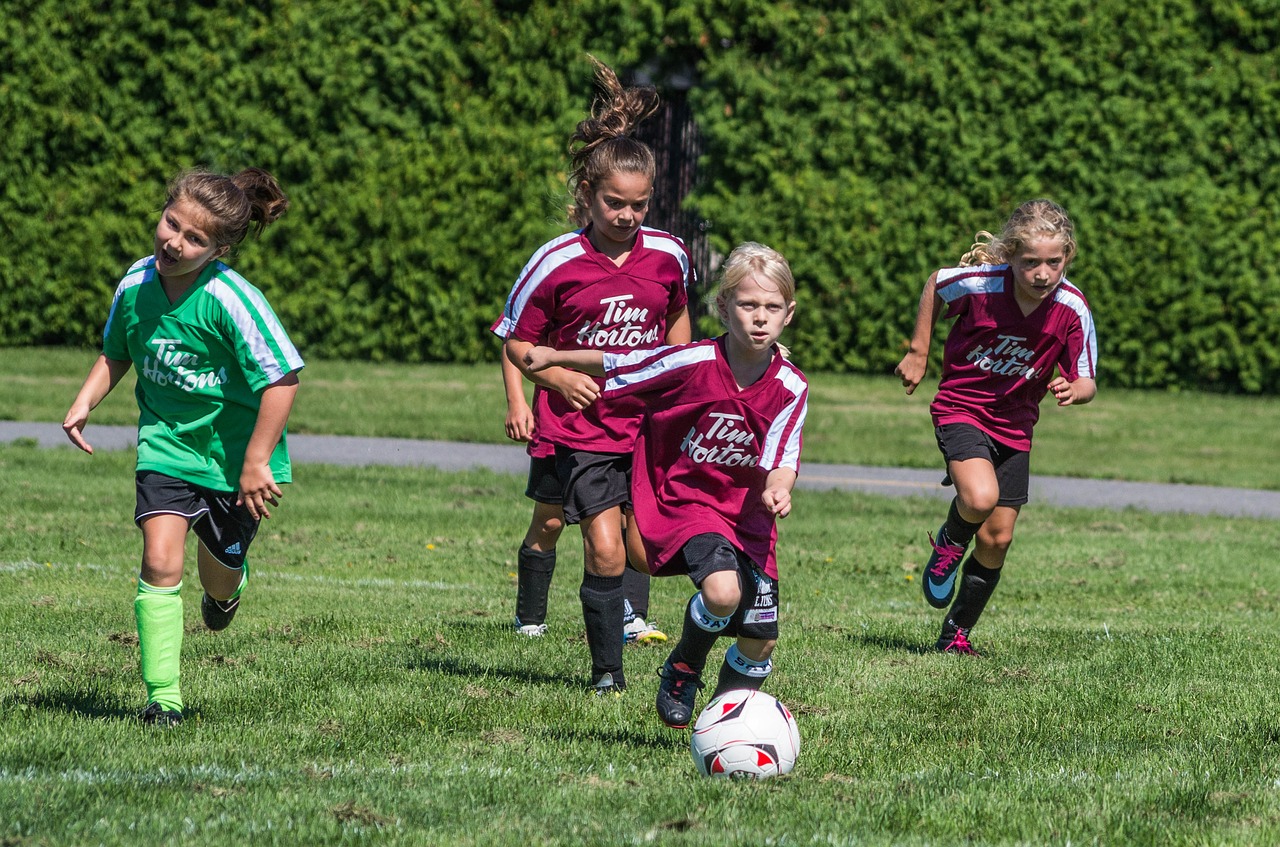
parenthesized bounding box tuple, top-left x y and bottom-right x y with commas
(759, 365, 808, 472)
(495, 233, 585, 338)
(217, 266, 304, 371)
(638, 227, 692, 284)
(103, 257, 156, 345)
(206, 267, 303, 383)
(1052, 283, 1098, 379)
(936, 264, 1007, 304)
(603, 343, 714, 392)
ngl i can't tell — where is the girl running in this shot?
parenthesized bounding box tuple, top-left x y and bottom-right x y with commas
(495, 347, 664, 642)
(894, 199, 1097, 655)
(523, 241, 808, 729)
(64, 167, 302, 725)
(499, 57, 692, 693)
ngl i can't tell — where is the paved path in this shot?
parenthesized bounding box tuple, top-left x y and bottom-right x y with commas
(3, 421, 1276, 520)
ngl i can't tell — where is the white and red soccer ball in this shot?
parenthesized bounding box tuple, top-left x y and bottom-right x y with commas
(690, 690, 800, 778)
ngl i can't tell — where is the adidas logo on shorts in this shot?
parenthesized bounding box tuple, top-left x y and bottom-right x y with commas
(224, 542, 243, 556)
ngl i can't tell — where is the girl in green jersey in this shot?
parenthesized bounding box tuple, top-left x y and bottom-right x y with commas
(64, 167, 303, 726)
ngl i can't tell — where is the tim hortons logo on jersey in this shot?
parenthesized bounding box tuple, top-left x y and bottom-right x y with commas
(574, 294, 662, 348)
(142, 339, 229, 393)
(965, 334, 1039, 380)
(680, 412, 760, 468)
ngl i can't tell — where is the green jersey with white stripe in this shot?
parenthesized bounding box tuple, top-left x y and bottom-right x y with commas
(103, 256, 304, 491)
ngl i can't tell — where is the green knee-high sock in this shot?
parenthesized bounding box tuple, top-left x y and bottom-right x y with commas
(135, 580, 184, 712)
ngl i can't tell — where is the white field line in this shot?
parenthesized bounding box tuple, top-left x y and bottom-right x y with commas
(1, 560, 475, 592)
(0, 760, 511, 788)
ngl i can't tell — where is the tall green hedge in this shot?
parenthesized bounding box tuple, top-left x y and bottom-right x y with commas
(3, 0, 1277, 391)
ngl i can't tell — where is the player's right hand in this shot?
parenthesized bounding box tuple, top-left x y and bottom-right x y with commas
(894, 353, 926, 395)
(62, 406, 94, 454)
(505, 405, 534, 442)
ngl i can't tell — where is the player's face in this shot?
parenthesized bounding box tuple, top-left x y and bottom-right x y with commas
(153, 198, 227, 284)
(1009, 236, 1069, 310)
(584, 171, 651, 247)
(720, 273, 795, 356)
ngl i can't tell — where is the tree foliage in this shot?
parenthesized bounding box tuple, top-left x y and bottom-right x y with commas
(2, 0, 1277, 391)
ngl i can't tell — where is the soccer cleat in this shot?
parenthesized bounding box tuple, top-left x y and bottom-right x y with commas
(623, 616, 668, 644)
(936, 621, 981, 656)
(201, 592, 240, 632)
(513, 616, 547, 637)
(655, 660, 704, 729)
(139, 701, 183, 727)
(591, 672, 626, 696)
(922, 529, 967, 609)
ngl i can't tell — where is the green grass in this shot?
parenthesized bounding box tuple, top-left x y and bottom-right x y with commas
(9, 346, 1279, 490)
(3, 442, 1280, 845)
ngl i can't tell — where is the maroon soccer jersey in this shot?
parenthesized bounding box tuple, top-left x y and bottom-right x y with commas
(496, 227, 691, 452)
(601, 337, 809, 580)
(931, 263, 1098, 450)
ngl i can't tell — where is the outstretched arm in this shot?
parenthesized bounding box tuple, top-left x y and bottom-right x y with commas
(894, 270, 943, 395)
(521, 345, 607, 377)
(63, 355, 131, 454)
(505, 338, 602, 411)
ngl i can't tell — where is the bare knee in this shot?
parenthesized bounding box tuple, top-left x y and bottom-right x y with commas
(949, 459, 1001, 519)
(975, 526, 1014, 563)
(957, 486, 1000, 519)
(700, 571, 742, 616)
(525, 520, 563, 551)
(582, 527, 626, 577)
(525, 504, 564, 551)
(139, 516, 187, 587)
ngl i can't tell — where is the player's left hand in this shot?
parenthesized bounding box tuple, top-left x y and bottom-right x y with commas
(238, 462, 282, 520)
(1049, 376, 1096, 407)
(523, 346, 556, 372)
(762, 487, 792, 518)
(546, 369, 601, 411)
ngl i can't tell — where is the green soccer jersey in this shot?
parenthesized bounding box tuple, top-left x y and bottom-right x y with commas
(102, 256, 305, 491)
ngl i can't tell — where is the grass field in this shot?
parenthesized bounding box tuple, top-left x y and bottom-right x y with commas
(6, 346, 1279, 490)
(3, 347, 1280, 845)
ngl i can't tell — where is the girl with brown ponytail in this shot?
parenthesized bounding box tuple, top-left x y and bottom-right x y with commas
(496, 57, 694, 694)
(64, 167, 302, 725)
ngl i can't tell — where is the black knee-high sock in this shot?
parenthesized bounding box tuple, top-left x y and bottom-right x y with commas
(943, 497, 984, 548)
(714, 659, 766, 698)
(580, 572, 625, 682)
(516, 545, 556, 626)
(668, 594, 728, 675)
(947, 555, 1003, 629)
(621, 565, 650, 622)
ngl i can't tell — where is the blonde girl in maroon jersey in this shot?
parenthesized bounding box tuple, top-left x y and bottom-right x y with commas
(522, 241, 808, 729)
(895, 199, 1097, 655)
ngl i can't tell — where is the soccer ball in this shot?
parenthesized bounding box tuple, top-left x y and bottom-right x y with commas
(690, 689, 800, 778)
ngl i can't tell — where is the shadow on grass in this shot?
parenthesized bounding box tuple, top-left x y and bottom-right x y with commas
(408, 616, 575, 685)
(407, 653, 571, 687)
(10, 688, 200, 723)
(844, 630, 933, 656)
(539, 723, 685, 752)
